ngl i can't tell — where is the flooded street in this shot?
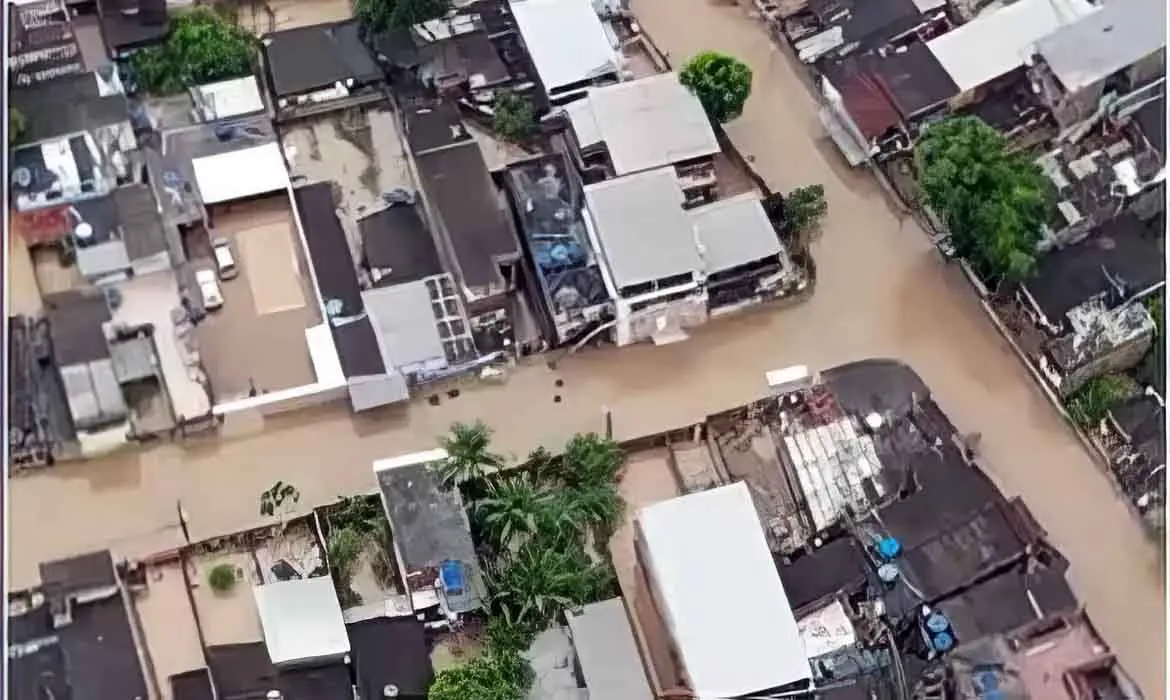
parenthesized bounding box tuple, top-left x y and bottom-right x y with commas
(8, 0, 1164, 694)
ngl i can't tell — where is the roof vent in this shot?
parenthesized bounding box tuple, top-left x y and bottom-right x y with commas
(383, 685, 400, 698)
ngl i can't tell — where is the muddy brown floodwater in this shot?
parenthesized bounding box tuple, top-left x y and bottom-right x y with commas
(8, 0, 1164, 694)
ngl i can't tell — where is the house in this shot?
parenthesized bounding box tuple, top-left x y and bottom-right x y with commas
(636, 482, 814, 697)
(931, 614, 1143, 700)
(507, 0, 621, 105)
(564, 73, 721, 202)
(1099, 391, 1165, 524)
(346, 617, 435, 699)
(1029, 0, 1166, 132)
(503, 153, 613, 346)
(189, 76, 268, 122)
(925, 0, 1097, 100)
(358, 202, 444, 289)
(253, 576, 351, 667)
(583, 168, 792, 346)
(404, 101, 522, 311)
(8, 0, 87, 87)
(43, 289, 130, 432)
(9, 68, 136, 212)
(788, 0, 948, 66)
(261, 21, 385, 121)
(564, 598, 655, 700)
(371, 14, 513, 98)
(818, 42, 958, 164)
(1016, 214, 1164, 394)
(9, 315, 77, 469)
(96, 0, 169, 58)
(373, 449, 485, 616)
(9, 551, 151, 700)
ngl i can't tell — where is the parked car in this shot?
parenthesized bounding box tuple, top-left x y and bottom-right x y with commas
(196, 269, 224, 310)
(212, 237, 238, 280)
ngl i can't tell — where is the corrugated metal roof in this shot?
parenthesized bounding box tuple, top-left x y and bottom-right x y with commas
(689, 193, 785, 274)
(1035, 0, 1166, 94)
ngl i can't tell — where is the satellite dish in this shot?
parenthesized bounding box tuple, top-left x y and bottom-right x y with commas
(74, 223, 94, 240)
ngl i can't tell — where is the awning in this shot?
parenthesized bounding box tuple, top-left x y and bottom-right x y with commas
(191, 142, 289, 205)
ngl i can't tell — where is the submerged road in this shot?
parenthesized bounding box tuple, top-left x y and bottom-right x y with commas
(9, 0, 1164, 693)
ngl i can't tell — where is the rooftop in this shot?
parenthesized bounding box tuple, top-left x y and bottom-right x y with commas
(358, 203, 443, 287)
(568, 73, 721, 176)
(253, 577, 350, 666)
(1023, 213, 1164, 328)
(293, 182, 365, 318)
(8, 0, 87, 87)
(1131, 93, 1166, 159)
(362, 278, 459, 374)
(190, 76, 267, 122)
(584, 167, 700, 290)
(347, 617, 435, 699)
(97, 0, 169, 53)
(409, 104, 520, 293)
(1108, 392, 1165, 468)
(205, 642, 353, 700)
(44, 288, 111, 366)
(867, 42, 957, 119)
(507, 0, 619, 98)
(373, 24, 512, 88)
(793, 0, 943, 63)
(688, 193, 786, 274)
(564, 598, 654, 700)
(926, 0, 1097, 93)
(1034, 0, 1166, 95)
(191, 141, 290, 205)
(10, 68, 129, 143)
(638, 482, 813, 697)
(373, 452, 484, 613)
(262, 20, 382, 97)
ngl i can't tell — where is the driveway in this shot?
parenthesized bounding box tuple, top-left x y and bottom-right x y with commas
(7, 0, 1164, 694)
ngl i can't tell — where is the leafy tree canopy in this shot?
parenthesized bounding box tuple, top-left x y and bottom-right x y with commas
(915, 116, 1054, 282)
(784, 184, 828, 235)
(131, 8, 256, 95)
(356, 0, 451, 34)
(492, 92, 537, 143)
(427, 649, 532, 700)
(679, 51, 753, 123)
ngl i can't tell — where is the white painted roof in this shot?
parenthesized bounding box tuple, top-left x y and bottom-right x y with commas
(689, 193, 784, 274)
(1034, 0, 1166, 93)
(573, 73, 720, 176)
(191, 142, 289, 204)
(254, 576, 350, 666)
(637, 482, 812, 697)
(508, 0, 618, 95)
(798, 599, 857, 659)
(926, 0, 1097, 92)
(192, 76, 266, 121)
(584, 168, 701, 289)
(565, 598, 653, 700)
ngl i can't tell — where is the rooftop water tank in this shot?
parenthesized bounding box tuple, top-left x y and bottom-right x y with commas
(876, 537, 901, 560)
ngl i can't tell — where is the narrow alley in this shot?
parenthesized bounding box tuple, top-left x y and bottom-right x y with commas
(8, 0, 1164, 694)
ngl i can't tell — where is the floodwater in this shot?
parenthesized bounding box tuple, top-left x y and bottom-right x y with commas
(8, 0, 1165, 694)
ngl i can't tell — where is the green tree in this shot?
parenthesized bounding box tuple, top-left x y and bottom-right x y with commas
(679, 51, 753, 123)
(1066, 374, 1136, 429)
(356, 0, 451, 33)
(485, 539, 612, 631)
(9, 107, 26, 145)
(427, 649, 532, 700)
(559, 433, 624, 489)
(208, 563, 236, 592)
(558, 483, 624, 543)
(131, 8, 257, 95)
(435, 420, 506, 491)
(472, 475, 552, 551)
(915, 116, 1054, 282)
(492, 92, 537, 143)
(784, 184, 828, 235)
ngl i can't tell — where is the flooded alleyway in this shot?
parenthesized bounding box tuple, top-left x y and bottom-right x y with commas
(8, 0, 1164, 694)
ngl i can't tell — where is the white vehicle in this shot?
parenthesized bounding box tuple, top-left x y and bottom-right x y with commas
(196, 269, 224, 310)
(212, 237, 238, 280)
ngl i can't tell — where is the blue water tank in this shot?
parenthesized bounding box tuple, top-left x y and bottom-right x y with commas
(876, 537, 902, 560)
(931, 631, 955, 653)
(925, 612, 951, 634)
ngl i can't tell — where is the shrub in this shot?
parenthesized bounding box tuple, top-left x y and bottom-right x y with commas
(492, 92, 537, 143)
(208, 563, 236, 592)
(428, 649, 532, 700)
(784, 184, 828, 235)
(679, 51, 753, 123)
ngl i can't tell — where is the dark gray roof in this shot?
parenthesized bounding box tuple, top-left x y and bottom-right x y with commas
(97, 0, 169, 52)
(115, 184, 169, 261)
(263, 21, 381, 97)
(11, 69, 130, 142)
(331, 317, 386, 378)
(293, 182, 364, 317)
(375, 462, 478, 577)
(10, 626, 73, 700)
(414, 136, 519, 290)
(937, 561, 1076, 642)
(61, 595, 150, 700)
(207, 643, 352, 700)
(808, 0, 927, 50)
(358, 203, 443, 285)
(347, 618, 434, 698)
(1024, 213, 1165, 326)
(403, 100, 472, 155)
(1109, 393, 1165, 466)
(40, 550, 117, 596)
(8, 0, 87, 88)
(867, 42, 957, 118)
(1132, 93, 1165, 158)
(170, 669, 215, 700)
(776, 537, 869, 613)
(44, 290, 112, 366)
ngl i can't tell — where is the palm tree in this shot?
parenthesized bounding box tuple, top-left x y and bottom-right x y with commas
(435, 420, 506, 491)
(473, 475, 552, 552)
(562, 483, 625, 543)
(560, 433, 624, 488)
(485, 540, 606, 630)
